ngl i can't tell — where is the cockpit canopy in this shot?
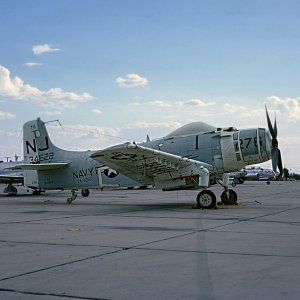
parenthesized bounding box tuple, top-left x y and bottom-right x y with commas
(165, 122, 217, 138)
(165, 122, 238, 138)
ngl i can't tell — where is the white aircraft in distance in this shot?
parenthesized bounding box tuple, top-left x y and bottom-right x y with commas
(91, 108, 282, 208)
(0, 161, 24, 195)
(1, 118, 137, 202)
(230, 166, 276, 186)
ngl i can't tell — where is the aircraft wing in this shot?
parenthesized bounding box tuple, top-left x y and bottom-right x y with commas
(7, 163, 69, 171)
(91, 142, 213, 189)
(0, 174, 24, 184)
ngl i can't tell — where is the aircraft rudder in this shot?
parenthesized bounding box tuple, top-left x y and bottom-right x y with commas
(23, 118, 59, 163)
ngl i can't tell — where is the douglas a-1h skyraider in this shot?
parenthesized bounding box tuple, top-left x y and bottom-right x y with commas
(4, 108, 281, 208)
(91, 108, 282, 208)
(4, 118, 137, 202)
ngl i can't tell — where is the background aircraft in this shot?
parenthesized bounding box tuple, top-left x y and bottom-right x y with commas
(91, 108, 282, 208)
(230, 167, 276, 186)
(3, 118, 137, 202)
(0, 160, 24, 195)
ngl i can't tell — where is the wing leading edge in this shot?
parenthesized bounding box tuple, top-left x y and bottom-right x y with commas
(7, 163, 69, 171)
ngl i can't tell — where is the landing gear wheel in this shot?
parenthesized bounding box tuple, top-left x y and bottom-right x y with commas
(266, 180, 270, 185)
(67, 198, 72, 204)
(32, 189, 41, 195)
(81, 189, 90, 197)
(220, 189, 238, 205)
(196, 190, 216, 209)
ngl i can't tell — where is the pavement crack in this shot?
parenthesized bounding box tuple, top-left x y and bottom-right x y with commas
(133, 247, 300, 258)
(0, 249, 123, 282)
(0, 288, 108, 299)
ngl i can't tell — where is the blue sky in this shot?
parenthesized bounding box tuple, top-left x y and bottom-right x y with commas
(0, 1, 299, 171)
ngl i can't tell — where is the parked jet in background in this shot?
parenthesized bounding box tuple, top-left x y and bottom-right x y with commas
(91, 108, 282, 208)
(3, 118, 137, 202)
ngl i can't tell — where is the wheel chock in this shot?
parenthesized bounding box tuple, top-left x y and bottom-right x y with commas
(192, 203, 200, 209)
(192, 203, 218, 209)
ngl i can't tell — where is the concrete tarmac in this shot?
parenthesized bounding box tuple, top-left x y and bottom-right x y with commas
(0, 181, 299, 300)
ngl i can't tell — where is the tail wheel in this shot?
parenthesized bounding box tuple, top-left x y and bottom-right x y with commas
(81, 189, 90, 197)
(221, 189, 238, 205)
(197, 190, 216, 209)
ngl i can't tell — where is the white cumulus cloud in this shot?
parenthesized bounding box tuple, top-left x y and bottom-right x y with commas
(0, 129, 19, 137)
(38, 111, 62, 116)
(224, 103, 247, 113)
(42, 123, 123, 151)
(127, 121, 181, 129)
(268, 96, 300, 122)
(148, 100, 171, 108)
(92, 109, 103, 115)
(116, 73, 148, 87)
(0, 110, 16, 120)
(180, 99, 216, 107)
(32, 44, 61, 55)
(128, 102, 141, 106)
(23, 62, 43, 67)
(0, 65, 94, 110)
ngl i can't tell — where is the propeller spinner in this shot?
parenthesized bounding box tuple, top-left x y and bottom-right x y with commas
(265, 106, 283, 177)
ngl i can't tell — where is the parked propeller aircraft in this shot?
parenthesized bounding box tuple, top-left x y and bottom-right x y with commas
(230, 166, 276, 186)
(91, 107, 283, 208)
(2, 118, 137, 202)
(2, 107, 282, 208)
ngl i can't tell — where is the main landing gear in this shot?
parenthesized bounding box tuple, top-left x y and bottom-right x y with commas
(196, 173, 238, 209)
(32, 189, 44, 195)
(81, 189, 90, 197)
(67, 189, 90, 203)
(3, 182, 17, 196)
(197, 190, 217, 209)
(67, 189, 77, 204)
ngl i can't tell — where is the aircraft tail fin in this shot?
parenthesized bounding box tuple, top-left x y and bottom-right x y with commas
(23, 118, 61, 163)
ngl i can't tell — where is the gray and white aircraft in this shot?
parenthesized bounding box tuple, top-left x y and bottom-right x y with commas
(91, 108, 282, 208)
(0, 161, 24, 195)
(230, 167, 276, 186)
(4, 118, 137, 202)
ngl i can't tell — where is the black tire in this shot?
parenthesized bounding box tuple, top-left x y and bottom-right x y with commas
(32, 189, 41, 195)
(266, 181, 270, 185)
(81, 189, 90, 197)
(220, 189, 238, 205)
(196, 190, 216, 209)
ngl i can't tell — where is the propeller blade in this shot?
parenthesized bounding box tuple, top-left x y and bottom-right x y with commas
(274, 117, 278, 138)
(277, 148, 283, 177)
(271, 148, 278, 172)
(265, 106, 276, 139)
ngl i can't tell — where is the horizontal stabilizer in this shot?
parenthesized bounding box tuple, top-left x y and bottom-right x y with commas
(7, 163, 69, 171)
(0, 175, 24, 184)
